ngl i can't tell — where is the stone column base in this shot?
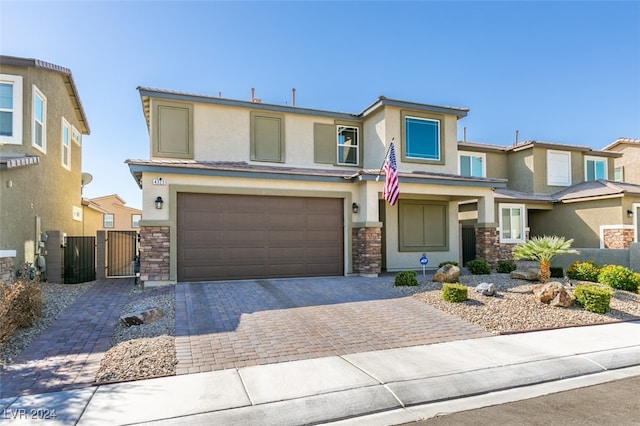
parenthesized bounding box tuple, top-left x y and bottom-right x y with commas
(352, 226, 382, 276)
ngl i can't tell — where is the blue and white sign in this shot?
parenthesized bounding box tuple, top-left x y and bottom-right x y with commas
(419, 255, 429, 265)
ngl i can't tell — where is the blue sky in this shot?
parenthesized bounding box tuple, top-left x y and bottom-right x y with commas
(1, 1, 639, 209)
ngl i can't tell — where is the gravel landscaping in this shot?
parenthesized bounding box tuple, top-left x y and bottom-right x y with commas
(1, 273, 639, 384)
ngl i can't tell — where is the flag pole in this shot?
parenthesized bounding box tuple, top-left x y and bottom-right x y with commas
(376, 138, 394, 182)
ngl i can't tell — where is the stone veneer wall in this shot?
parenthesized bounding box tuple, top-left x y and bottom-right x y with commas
(602, 228, 635, 249)
(0, 256, 15, 284)
(352, 227, 382, 275)
(474, 227, 517, 265)
(139, 226, 170, 282)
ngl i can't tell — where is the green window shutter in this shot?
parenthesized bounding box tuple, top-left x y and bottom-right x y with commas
(152, 100, 194, 159)
(251, 112, 285, 162)
(314, 123, 335, 164)
(399, 201, 448, 251)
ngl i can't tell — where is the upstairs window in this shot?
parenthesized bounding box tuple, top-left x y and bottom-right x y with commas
(72, 125, 81, 145)
(131, 214, 141, 228)
(459, 151, 485, 177)
(337, 126, 359, 165)
(499, 203, 525, 243)
(403, 115, 441, 161)
(61, 118, 71, 169)
(614, 167, 624, 182)
(0, 74, 23, 144)
(547, 150, 571, 186)
(103, 213, 114, 228)
(32, 85, 47, 152)
(585, 156, 607, 181)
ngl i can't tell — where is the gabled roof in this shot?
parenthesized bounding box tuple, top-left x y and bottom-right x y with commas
(493, 188, 555, 203)
(602, 137, 640, 151)
(552, 179, 640, 202)
(0, 55, 90, 134)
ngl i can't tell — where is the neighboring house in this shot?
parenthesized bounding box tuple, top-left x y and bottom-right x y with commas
(0, 55, 91, 279)
(90, 194, 142, 231)
(602, 137, 640, 184)
(127, 88, 507, 284)
(457, 140, 640, 260)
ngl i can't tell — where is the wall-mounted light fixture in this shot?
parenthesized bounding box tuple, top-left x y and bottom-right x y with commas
(352, 202, 359, 214)
(627, 209, 634, 218)
(155, 196, 164, 209)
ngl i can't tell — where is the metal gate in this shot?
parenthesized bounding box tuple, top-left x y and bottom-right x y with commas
(63, 236, 96, 284)
(462, 227, 476, 266)
(107, 230, 138, 277)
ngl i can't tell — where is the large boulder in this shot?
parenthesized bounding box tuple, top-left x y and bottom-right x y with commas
(532, 282, 573, 307)
(120, 306, 164, 327)
(511, 268, 541, 281)
(433, 264, 461, 283)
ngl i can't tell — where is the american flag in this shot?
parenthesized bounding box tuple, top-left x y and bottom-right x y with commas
(383, 142, 399, 206)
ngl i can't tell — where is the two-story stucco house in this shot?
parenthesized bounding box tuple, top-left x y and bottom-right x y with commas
(90, 194, 142, 231)
(0, 55, 90, 281)
(457, 139, 640, 260)
(128, 88, 507, 285)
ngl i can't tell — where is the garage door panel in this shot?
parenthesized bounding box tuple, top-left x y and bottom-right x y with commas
(177, 193, 343, 281)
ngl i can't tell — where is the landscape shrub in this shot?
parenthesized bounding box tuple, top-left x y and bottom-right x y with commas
(438, 260, 459, 268)
(573, 284, 613, 314)
(466, 259, 491, 275)
(442, 283, 468, 303)
(394, 270, 418, 286)
(0, 276, 44, 344)
(566, 260, 600, 282)
(496, 260, 516, 273)
(597, 265, 640, 292)
(550, 266, 564, 278)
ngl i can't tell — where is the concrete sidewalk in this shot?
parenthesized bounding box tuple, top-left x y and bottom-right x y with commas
(1, 320, 639, 425)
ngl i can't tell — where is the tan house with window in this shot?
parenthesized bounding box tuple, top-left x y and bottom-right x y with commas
(90, 194, 142, 230)
(0, 55, 91, 280)
(602, 137, 640, 184)
(457, 139, 640, 261)
(128, 88, 507, 285)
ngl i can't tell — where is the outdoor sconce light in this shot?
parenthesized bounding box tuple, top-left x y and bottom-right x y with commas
(627, 209, 634, 218)
(155, 196, 164, 209)
(352, 202, 359, 214)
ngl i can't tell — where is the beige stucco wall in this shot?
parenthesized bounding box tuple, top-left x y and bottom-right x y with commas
(0, 65, 87, 264)
(610, 143, 640, 184)
(506, 148, 534, 193)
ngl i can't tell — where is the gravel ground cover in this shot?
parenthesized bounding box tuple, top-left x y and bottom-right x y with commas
(2, 273, 639, 384)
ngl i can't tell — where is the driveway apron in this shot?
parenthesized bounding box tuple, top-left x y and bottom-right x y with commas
(0, 278, 134, 398)
(175, 277, 492, 374)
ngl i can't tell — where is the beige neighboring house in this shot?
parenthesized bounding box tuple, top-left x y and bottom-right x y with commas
(128, 88, 508, 285)
(457, 139, 640, 259)
(90, 194, 142, 231)
(0, 55, 91, 282)
(602, 137, 640, 184)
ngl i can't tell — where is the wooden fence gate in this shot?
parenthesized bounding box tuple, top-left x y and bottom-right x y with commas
(106, 230, 138, 277)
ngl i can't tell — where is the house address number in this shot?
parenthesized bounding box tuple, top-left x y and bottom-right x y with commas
(152, 178, 166, 186)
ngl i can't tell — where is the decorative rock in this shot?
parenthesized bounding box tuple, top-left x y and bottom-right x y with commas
(532, 281, 572, 308)
(120, 307, 164, 327)
(433, 264, 461, 283)
(475, 282, 495, 296)
(510, 268, 540, 281)
(550, 289, 574, 307)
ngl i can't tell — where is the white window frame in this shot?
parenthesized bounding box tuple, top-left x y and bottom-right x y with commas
(499, 203, 526, 244)
(0, 74, 23, 145)
(61, 117, 71, 170)
(614, 166, 624, 182)
(547, 150, 571, 186)
(584, 156, 607, 181)
(336, 125, 359, 166)
(71, 125, 81, 146)
(458, 151, 486, 177)
(32, 85, 47, 153)
(72, 206, 82, 222)
(131, 214, 141, 228)
(103, 213, 114, 228)
(404, 115, 441, 161)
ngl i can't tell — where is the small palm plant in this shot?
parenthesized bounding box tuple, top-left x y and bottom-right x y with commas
(513, 236, 579, 283)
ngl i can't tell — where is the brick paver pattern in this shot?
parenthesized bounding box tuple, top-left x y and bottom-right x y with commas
(0, 279, 134, 398)
(175, 277, 492, 374)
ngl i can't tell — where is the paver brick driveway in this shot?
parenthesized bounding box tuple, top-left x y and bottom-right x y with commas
(175, 276, 492, 374)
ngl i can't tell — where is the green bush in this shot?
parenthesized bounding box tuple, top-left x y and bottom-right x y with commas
(442, 283, 468, 302)
(550, 266, 564, 278)
(0, 276, 44, 345)
(573, 284, 613, 314)
(496, 260, 516, 273)
(394, 270, 418, 286)
(466, 259, 491, 275)
(566, 260, 600, 282)
(597, 265, 640, 292)
(438, 260, 459, 268)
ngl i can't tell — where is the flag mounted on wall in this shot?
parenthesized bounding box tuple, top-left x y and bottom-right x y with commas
(383, 141, 399, 206)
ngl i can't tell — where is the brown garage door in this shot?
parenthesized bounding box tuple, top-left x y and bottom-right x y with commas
(177, 193, 344, 282)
